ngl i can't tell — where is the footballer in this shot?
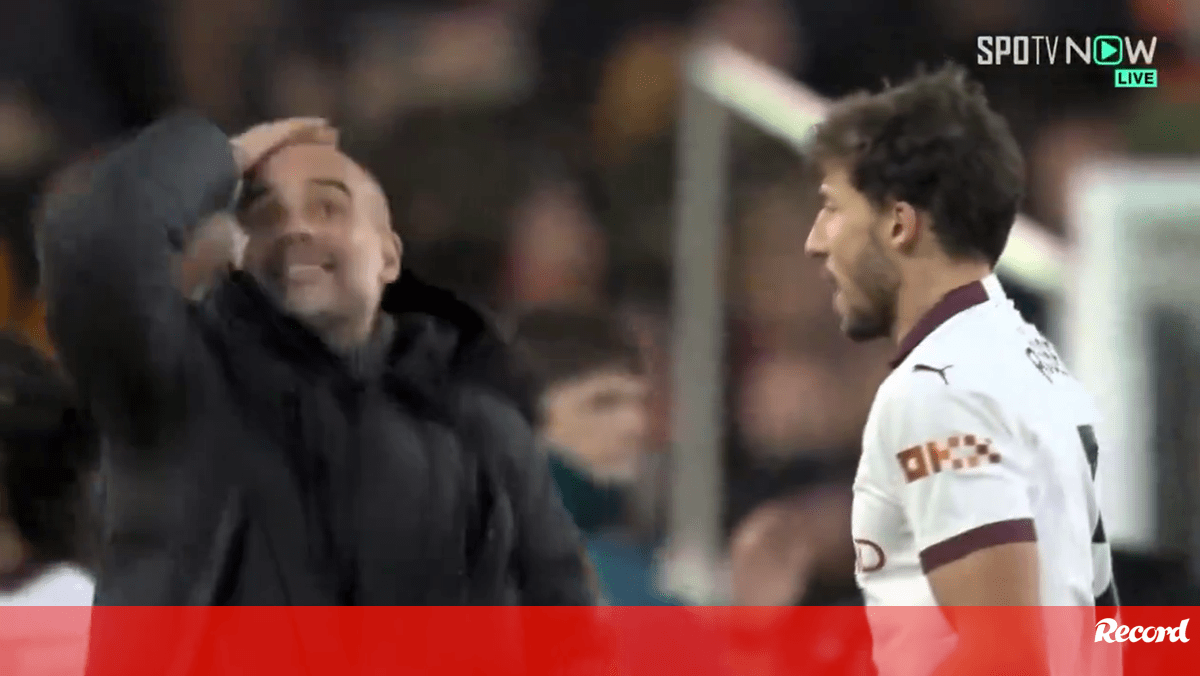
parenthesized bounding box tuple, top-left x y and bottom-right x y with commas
(804, 64, 1117, 676)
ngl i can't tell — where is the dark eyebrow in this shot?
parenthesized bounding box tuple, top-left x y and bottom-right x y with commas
(236, 177, 351, 213)
(309, 178, 351, 196)
(237, 180, 270, 212)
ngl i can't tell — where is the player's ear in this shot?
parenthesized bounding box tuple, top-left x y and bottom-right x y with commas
(889, 200, 921, 252)
(380, 230, 402, 284)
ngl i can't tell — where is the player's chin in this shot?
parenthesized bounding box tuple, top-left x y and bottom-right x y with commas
(840, 308, 889, 342)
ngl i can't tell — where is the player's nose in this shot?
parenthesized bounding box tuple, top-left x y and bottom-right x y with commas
(276, 209, 317, 240)
(804, 220, 827, 258)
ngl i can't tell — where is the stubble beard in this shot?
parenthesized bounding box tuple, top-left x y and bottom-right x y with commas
(841, 238, 899, 343)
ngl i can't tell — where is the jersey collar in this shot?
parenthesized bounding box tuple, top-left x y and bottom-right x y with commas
(889, 274, 1002, 368)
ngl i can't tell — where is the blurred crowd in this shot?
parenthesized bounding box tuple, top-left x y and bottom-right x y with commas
(0, 0, 1196, 607)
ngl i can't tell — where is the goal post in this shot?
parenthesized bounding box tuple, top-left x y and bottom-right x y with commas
(1065, 162, 1200, 560)
(664, 42, 1066, 604)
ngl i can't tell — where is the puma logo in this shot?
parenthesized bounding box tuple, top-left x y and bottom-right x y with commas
(913, 363, 953, 384)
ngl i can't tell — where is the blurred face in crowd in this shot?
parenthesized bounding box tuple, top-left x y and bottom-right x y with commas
(238, 144, 402, 349)
(0, 497, 28, 584)
(541, 368, 649, 484)
(805, 164, 900, 341)
(506, 181, 606, 306)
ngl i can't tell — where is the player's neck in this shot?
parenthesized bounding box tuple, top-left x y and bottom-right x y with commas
(892, 262, 993, 346)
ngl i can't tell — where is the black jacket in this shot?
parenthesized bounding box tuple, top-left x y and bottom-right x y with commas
(39, 112, 593, 610)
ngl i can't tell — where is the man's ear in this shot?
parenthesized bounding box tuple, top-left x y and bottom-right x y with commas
(381, 230, 402, 283)
(888, 200, 922, 252)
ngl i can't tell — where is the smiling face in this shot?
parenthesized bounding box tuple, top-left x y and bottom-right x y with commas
(237, 144, 401, 347)
(804, 164, 901, 342)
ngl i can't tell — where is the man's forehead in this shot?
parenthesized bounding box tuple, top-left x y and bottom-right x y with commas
(240, 143, 390, 228)
(242, 143, 389, 216)
(256, 143, 363, 185)
(818, 164, 853, 193)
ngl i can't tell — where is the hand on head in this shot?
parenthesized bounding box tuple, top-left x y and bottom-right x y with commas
(176, 119, 339, 299)
(229, 119, 402, 349)
(230, 118, 338, 173)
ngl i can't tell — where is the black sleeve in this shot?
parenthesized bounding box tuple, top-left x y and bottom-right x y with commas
(513, 443, 597, 605)
(481, 397, 623, 676)
(40, 112, 239, 446)
(471, 392, 595, 605)
(510, 413, 595, 605)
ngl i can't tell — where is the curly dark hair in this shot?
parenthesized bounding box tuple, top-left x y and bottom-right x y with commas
(0, 334, 99, 566)
(809, 62, 1025, 266)
(511, 307, 643, 394)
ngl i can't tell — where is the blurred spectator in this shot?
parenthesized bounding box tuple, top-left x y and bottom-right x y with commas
(513, 305, 678, 605)
(0, 174, 52, 355)
(265, 1, 535, 128)
(533, 0, 697, 125)
(1029, 117, 1124, 234)
(0, 333, 97, 676)
(0, 0, 175, 150)
(0, 86, 60, 178)
(503, 173, 608, 310)
(401, 237, 507, 307)
(170, 0, 277, 125)
(731, 172, 836, 355)
(729, 486, 857, 606)
(610, 258, 675, 454)
(0, 333, 99, 605)
(0, 241, 49, 356)
(737, 353, 865, 459)
(696, 0, 799, 70)
(591, 24, 684, 169)
(515, 306, 648, 513)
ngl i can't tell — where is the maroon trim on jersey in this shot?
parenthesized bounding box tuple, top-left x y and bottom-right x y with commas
(919, 518, 1037, 573)
(889, 280, 990, 368)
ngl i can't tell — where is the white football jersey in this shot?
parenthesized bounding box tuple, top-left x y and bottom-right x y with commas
(852, 275, 1116, 676)
(0, 563, 94, 607)
(0, 564, 93, 676)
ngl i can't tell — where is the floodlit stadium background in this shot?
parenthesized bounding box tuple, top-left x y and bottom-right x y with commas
(0, 0, 1197, 608)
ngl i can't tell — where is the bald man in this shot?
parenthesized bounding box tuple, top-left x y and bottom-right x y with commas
(38, 111, 593, 630)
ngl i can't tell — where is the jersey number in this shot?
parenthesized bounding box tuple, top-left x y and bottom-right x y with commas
(1078, 425, 1120, 609)
(1077, 424, 1100, 481)
(1076, 425, 1105, 544)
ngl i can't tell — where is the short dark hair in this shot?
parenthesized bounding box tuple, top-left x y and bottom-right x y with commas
(511, 307, 643, 395)
(0, 334, 99, 565)
(809, 63, 1025, 265)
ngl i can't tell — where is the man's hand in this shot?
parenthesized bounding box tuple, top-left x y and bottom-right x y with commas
(177, 213, 247, 299)
(230, 117, 337, 172)
(729, 500, 812, 607)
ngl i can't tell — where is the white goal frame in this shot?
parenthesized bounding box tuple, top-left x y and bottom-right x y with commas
(1065, 162, 1200, 554)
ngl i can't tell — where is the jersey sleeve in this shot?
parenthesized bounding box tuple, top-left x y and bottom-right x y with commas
(877, 379, 1037, 573)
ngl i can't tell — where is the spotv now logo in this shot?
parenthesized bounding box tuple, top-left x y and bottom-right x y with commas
(976, 34, 1158, 88)
(1095, 618, 1190, 643)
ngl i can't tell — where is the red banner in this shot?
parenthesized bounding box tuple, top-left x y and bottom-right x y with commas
(1, 606, 1195, 676)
